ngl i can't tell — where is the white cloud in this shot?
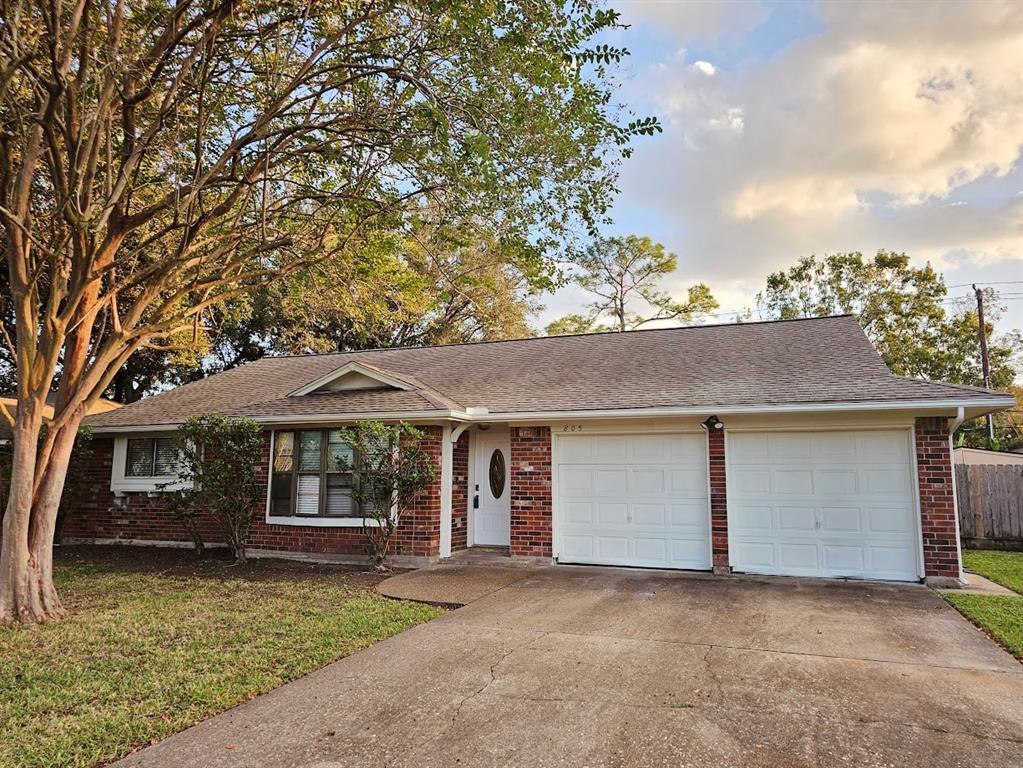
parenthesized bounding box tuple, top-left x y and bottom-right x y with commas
(602, 0, 1023, 331)
(690, 60, 716, 76)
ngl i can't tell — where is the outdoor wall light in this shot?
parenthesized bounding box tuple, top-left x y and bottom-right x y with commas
(701, 415, 724, 430)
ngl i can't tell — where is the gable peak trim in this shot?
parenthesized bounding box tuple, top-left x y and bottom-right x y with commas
(288, 361, 417, 397)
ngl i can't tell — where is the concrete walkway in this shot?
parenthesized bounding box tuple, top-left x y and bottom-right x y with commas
(116, 567, 1023, 768)
(376, 565, 529, 605)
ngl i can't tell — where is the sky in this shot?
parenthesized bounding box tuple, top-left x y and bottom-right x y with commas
(540, 0, 1023, 340)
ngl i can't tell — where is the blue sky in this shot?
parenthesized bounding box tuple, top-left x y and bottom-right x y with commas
(541, 0, 1023, 341)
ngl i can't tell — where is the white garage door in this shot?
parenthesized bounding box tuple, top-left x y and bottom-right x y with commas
(728, 430, 919, 581)
(556, 433, 710, 570)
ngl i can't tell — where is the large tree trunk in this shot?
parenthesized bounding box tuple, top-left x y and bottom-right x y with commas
(0, 408, 81, 624)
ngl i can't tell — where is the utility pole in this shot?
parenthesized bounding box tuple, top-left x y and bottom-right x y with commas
(973, 284, 995, 442)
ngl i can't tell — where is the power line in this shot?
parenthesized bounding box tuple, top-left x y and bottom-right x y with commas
(946, 281, 1023, 289)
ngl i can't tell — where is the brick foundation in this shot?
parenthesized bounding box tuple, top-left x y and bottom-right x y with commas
(915, 417, 960, 579)
(708, 428, 729, 571)
(509, 426, 552, 558)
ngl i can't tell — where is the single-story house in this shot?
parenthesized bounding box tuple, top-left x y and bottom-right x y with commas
(69, 315, 1015, 586)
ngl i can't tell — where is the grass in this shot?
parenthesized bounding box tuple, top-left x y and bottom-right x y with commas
(962, 549, 1023, 594)
(943, 549, 1023, 661)
(0, 551, 442, 768)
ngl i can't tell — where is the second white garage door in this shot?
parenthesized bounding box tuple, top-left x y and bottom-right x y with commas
(556, 433, 710, 570)
(728, 429, 920, 581)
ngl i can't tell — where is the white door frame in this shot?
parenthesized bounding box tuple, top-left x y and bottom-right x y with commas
(471, 426, 511, 546)
(551, 426, 710, 567)
(724, 425, 924, 581)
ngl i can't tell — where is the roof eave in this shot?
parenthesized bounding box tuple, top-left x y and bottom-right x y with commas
(84, 395, 1016, 433)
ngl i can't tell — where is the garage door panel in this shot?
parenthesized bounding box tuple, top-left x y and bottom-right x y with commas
(815, 469, 858, 495)
(863, 468, 911, 496)
(564, 501, 593, 524)
(561, 468, 592, 493)
(779, 542, 820, 570)
(813, 432, 857, 458)
(670, 502, 710, 528)
(597, 536, 630, 560)
(561, 535, 594, 559)
(822, 545, 864, 572)
(775, 470, 814, 495)
(821, 506, 862, 532)
(728, 430, 919, 582)
(735, 469, 771, 494)
(597, 502, 628, 525)
(857, 432, 909, 460)
(633, 503, 666, 526)
(633, 537, 668, 562)
(867, 506, 912, 533)
(734, 504, 773, 531)
(558, 433, 711, 570)
(670, 469, 706, 495)
(771, 433, 813, 458)
(632, 469, 665, 494)
(734, 541, 775, 568)
(779, 506, 816, 532)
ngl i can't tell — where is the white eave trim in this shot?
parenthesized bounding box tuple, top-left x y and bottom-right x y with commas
(86, 396, 1015, 434)
(287, 361, 416, 397)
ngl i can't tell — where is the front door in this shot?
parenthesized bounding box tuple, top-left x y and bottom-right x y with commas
(473, 429, 511, 546)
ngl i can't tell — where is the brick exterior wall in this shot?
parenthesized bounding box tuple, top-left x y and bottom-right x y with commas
(63, 427, 445, 560)
(707, 428, 729, 570)
(509, 426, 553, 558)
(451, 432, 469, 552)
(915, 417, 960, 579)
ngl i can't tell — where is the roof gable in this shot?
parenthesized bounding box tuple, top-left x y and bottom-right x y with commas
(288, 361, 417, 396)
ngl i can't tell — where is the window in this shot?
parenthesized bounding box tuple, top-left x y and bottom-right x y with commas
(125, 436, 181, 477)
(270, 429, 371, 519)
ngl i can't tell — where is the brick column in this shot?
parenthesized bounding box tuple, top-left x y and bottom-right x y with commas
(915, 417, 961, 583)
(509, 426, 552, 558)
(451, 432, 469, 553)
(708, 428, 729, 573)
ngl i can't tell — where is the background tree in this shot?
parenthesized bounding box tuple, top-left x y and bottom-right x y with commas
(757, 251, 1019, 388)
(546, 235, 717, 334)
(336, 421, 437, 570)
(160, 416, 264, 563)
(0, 0, 657, 623)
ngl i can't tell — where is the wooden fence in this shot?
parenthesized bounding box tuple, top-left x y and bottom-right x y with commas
(956, 464, 1023, 551)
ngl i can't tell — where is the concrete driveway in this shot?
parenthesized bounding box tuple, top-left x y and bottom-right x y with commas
(117, 566, 1023, 768)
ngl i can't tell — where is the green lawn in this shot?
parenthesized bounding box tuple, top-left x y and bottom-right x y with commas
(963, 549, 1023, 594)
(0, 551, 442, 768)
(943, 549, 1023, 661)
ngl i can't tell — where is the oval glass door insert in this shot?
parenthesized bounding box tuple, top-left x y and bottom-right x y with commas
(489, 449, 506, 498)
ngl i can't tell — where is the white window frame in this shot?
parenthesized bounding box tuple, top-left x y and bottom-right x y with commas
(110, 434, 190, 494)
(264, 429, 386, 528)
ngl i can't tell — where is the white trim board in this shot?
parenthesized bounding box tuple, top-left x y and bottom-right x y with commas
(89, 396, 1014, 435)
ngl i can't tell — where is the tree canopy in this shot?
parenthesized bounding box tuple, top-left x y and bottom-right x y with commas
(0, 0, 657, 623)
(546, 235, 717, 334)
(757, 251, 1019, 389)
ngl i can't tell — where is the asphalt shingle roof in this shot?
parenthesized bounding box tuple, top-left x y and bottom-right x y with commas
(85, 315, 1013, 429)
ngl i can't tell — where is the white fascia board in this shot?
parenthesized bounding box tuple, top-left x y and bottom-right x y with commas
(88, 396, 1014, 434)
(91, 410, 472, 434)
(288, 361, 415, 397)
(472, 397, 1017, 422)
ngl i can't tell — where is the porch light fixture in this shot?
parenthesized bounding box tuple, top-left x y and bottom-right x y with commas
(701, 415, 724, 430)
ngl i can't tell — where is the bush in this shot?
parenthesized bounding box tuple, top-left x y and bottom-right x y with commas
(160, 415, 264, 563)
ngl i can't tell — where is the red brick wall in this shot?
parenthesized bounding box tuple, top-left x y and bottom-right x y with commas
(509, 426, 552, 557)
(915, 417, 960, 579)
(708, 428, 728, 569)
(451, 432, 469, 552)
(64, 427, 445, 560)
(61, 436, 225, 544)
